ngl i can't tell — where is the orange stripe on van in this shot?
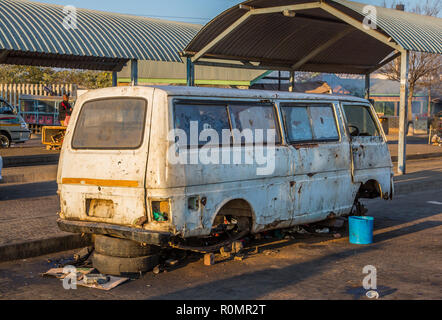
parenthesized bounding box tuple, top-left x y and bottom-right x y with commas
(62, 178, 139, 188)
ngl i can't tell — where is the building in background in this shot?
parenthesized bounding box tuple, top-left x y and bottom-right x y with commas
(117, 60, 267, 88)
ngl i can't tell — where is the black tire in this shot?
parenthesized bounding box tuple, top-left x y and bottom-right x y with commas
(94, 235, 159, 258)
(0, 133, 11, 148)
(92, 252, 159, 275)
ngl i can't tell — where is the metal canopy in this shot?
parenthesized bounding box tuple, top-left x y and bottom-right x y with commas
(183, 0, 442, 74)
(183, 0, 442, 176)
(0, 0, 201, 71)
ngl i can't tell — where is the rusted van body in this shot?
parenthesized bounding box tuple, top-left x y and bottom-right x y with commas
(57, 86, 393, 247)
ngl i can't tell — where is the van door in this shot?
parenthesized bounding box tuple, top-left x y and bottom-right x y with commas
(59, 94, 152, 226)
(280, 102, 354, 220)
(341, 102, 391, 182)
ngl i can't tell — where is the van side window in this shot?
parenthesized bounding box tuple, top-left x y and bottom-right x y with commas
(229, 105, 280, 144)
(174, 101, 281, 147)
(174, 104, 230, 146)
(281, 103, 339, 143)
(343, 105, 380, 137)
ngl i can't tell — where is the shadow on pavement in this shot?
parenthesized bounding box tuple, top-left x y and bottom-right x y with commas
(0, 181, 57, 201)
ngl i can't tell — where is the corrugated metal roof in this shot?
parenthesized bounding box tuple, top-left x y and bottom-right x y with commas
(184, 0, 442, 74)
(332, 0, 442, 54)
(0, 0, 201, 70)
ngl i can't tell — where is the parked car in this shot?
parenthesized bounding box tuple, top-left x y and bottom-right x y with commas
(57, 86, 393, 254)
(0, 98, 31, 148)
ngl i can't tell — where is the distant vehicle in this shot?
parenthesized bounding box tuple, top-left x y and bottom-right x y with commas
(57, 86, 394, 255)
(0, 97, 31, 148)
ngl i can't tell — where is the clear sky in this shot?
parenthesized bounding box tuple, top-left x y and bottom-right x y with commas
(32, 0, 426, 24)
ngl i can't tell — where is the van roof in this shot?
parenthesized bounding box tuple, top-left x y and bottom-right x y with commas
(150, 85, 369, 103)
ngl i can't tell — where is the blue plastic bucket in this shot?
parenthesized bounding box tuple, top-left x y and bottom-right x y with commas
(349, 216, 374, 244)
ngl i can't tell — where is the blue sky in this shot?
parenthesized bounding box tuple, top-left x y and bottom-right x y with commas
(34, 0, 425, 24)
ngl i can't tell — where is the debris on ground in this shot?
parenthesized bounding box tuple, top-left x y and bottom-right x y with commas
(315, 227, 330, 234)
(78, 275, 129, 290)
(316, 217, 347, 229)
(73, 246, 94, 263)
(152, 265, 161, 274)
(333, 233, 342, 239)
(291, 226, 309, 234)
(40, 267, 94, 279)
(165, 259, 179, 267)
(220, 246, 232, 258)
(263, 249, 280, 256)
(204, 253, 215, 266)
(234, 254, 246, 261)
(232, 241, 244, 254)
(82, 273, 109, 285)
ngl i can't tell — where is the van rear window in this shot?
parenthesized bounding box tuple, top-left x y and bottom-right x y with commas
(72, 98, 147, 149)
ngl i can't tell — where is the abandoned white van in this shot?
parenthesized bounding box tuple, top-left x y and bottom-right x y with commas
(57, 86, 393, 251)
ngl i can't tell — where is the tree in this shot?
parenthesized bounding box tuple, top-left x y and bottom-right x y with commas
(0, 64, 112, 89)
(379, 0, 442, 120)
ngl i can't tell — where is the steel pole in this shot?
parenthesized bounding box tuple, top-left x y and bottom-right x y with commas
(112, 71, 118, 87)
(130, 59, 138, 86)
(289, 71, 295, 92)
(398, 50, 409, 175)
(365, 73, 370, 100)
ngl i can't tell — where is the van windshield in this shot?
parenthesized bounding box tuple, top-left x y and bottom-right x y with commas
(72, 98, 147, 149)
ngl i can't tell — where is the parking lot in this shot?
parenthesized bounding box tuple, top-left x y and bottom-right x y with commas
(0, 186, 440, 300)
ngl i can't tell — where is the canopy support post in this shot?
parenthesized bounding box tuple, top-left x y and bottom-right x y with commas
(112, 71, 118, 87)
(187, 57, 195, 86)
(130, 59, 138, 86)
(289, 71, 295, 92)
(365, 73, 370, 99)
(398, 50, 409, 175)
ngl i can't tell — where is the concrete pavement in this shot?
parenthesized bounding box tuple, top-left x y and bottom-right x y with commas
(0, 181, 91, 262)
(0, 187, 440, 300)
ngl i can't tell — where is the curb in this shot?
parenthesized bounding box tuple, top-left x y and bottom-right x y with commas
(2, 154, 60, 168)
(0, 234, 92, 263)
(391, 152, 442, 162)
(0, 165, 57, 184)
(394, 178, 442, 195)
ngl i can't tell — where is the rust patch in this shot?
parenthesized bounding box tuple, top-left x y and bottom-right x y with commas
(327, 212, 337, 219)
(293, 143, 319, 150)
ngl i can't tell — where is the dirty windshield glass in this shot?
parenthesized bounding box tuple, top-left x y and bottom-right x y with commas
(229, 104, 280, 144)
(281, 104, 339, 143)
(72, 98, 147, 149)
(174, 104, 230, 146)
(343, 105, 380, 137)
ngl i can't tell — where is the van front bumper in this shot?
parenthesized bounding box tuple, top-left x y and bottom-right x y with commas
(57, 219, 172, 246)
